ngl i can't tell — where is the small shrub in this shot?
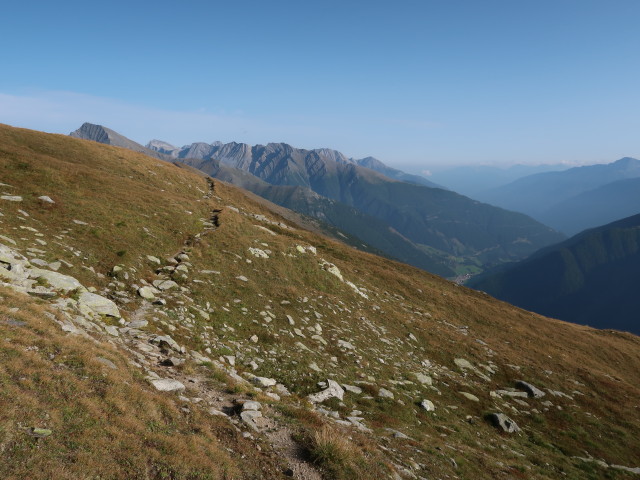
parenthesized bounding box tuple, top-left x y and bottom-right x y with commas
(311, 426, 356, 472)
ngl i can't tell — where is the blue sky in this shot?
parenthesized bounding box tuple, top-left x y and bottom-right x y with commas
(1, 0, 639, 167)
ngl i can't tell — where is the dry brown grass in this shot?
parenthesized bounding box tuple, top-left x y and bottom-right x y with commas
(0, 288, 283, 480)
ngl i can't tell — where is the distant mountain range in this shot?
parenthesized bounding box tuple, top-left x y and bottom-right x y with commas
(70, 123, 565, 277)
(468, 213, 640, 334)
(427, 163, 571, 197)
(476, 157, 640, 235)
(146, 138, 444, 189)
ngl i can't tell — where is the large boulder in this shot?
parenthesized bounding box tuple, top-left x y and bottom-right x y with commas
(78, 292, 120, 317)
(29, 269, 84, 293)
(488, 413, 520, 433)
(308, 379, 344, 404)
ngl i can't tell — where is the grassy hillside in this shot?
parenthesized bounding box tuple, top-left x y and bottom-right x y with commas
(1, 124, 639, 479)
(467, 214, 640, 334)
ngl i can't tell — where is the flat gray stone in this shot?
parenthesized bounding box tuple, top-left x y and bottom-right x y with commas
(127, 319, 148, 329)
(460, 392, 480, 402)
(78, 292, 120, 317)
(1, 195, 22, 202)
(30, 269, 83, 293)
(343, 384, 363, 394)
(104, 325, 120, 337)
(151, 378, 186, 392)
(516, 380, 546, 398)
(454, 358, 474, 370)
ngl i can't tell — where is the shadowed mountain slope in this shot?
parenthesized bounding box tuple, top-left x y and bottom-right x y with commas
(477, 158, 640, 231)
(537, 177, 640, 236)
(468, 213, 640, 334)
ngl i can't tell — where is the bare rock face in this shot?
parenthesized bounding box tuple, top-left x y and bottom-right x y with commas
(308, 379, 344, 404)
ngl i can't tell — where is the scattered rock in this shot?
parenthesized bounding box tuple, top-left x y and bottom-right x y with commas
(420, 399, 435, 411)
(242, 401, 262, 411)
(78, 292, 120, 317)
(144, 255, 160, 266)
(378, 387, 394, 399)
(320, 260, 343, 281)
(29, 269, 84, 293)
(308, 379, 345, 403)
(128, 319, 148, 329)
(488, 413, 520, 433)
(454, 358, 474, 370)
(251, 376, 277, 388)
(161, 357, 185, 367)
(1, 195, 23, 202)
(151, 378, 186, 392)
(414, 373, 433, 385)
(516, 380, 546, 398)
(96, 357, 117, 369)
(240, 410, 262, 431)
(150, 335, 182, 353)
(104, 325, 119, 337)
(248, 247, 269, 259)
(138, 285, 158, 300)
(459, 392, 480, 402)
(152, 279, 178, 291)
(343, 384, 363, 394)
(38, 196, 55, 204)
